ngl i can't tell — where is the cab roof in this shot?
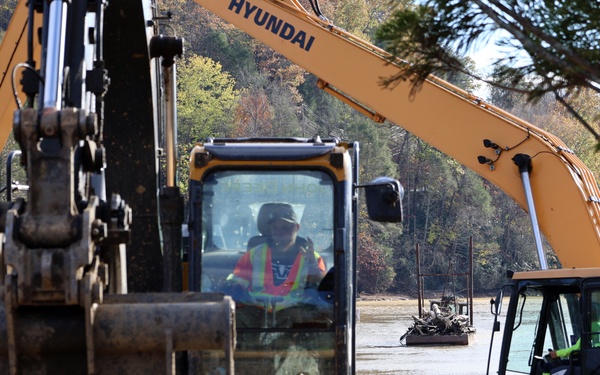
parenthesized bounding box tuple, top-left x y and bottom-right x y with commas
(512, 267, 600, 280)
(200, 137, 346, 161)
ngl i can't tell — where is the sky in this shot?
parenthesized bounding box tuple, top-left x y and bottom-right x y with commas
(470, 44, 502, 74)
(467, 44, 500, 99)
(465, 30, 525, 99)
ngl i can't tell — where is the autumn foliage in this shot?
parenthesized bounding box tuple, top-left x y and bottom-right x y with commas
(357, 231, 391, 293)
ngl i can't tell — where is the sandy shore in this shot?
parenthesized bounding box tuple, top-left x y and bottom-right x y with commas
(356, 293, 494, 306)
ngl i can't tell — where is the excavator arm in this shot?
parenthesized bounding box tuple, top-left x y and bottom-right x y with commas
(1, 0, 165, 293)
(191, 0, 600, 268)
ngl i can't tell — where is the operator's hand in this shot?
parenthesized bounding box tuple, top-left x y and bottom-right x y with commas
(301, 237, 325, 279)
(301, 237, 317, 265)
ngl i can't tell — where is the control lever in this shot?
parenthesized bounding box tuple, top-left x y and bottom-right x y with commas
(255, 296, 285, 328)
(271, 297, 284, 327)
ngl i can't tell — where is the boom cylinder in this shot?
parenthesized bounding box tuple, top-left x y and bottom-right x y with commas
(513, 154, 548, 270)
(42, 0, 68, 109)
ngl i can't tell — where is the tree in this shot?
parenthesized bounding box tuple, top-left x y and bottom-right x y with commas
(253, 43, 307, 104)
(233, 73, 274, 137)
(333, 0, 369, 39)
(357, 230, 395, 293)
(375, 0, 600, 141)
(0, 0, 18, 34)
(177, 54, 240, 192)
(178, 54, 239, 138)
(268, 82, 303, 137)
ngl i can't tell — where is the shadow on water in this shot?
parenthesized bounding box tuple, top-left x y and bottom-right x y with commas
(356, 298, 505, 375)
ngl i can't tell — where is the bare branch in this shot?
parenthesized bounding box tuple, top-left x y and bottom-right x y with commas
(554, 92, 600, 141)
(485, 0, 600, 83)
(470, 1, 583, 81)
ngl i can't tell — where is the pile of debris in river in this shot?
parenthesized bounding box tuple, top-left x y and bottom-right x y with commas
(403, 239, 476, 345)
(400, 297, 476, 345)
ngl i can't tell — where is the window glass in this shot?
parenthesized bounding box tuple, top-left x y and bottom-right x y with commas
(584, 288, 600, 375)
(507, 291, 579, 374)
(589, 289, 600, 347)
(198, 170, 335, 374)
(507, 293, 542, 374)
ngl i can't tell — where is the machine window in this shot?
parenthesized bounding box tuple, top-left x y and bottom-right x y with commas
(198, 170, 336, 373)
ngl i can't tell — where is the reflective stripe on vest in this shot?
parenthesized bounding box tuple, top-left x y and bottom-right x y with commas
(249, 243, 308, 310)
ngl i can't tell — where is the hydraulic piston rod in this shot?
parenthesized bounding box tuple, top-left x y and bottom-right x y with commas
(513, 154, 548, 270)
(42, 0, 68, 109)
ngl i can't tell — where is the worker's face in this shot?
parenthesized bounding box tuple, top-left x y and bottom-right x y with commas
(271, 219, 299, 248)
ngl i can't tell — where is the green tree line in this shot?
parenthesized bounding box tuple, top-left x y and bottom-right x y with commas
(2, 0, 599, 298)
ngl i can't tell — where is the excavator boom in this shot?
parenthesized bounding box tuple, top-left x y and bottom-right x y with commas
(190, 0, 600, 267)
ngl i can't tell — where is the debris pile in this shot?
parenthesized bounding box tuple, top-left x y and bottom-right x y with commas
(400, 302, 474, 343)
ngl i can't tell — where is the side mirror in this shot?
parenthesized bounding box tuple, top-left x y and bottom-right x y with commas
(491, 289, 503, 316)
(362, 177, 403, 223)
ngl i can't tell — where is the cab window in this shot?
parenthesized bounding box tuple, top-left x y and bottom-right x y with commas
(197, 170, 336, 374)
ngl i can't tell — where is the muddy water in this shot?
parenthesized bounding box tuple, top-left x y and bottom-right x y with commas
(356, 298, 505, 374)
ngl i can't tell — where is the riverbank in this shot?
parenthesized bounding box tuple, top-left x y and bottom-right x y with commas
(357, 292, 412, 302)
(357, 292, 496, 304)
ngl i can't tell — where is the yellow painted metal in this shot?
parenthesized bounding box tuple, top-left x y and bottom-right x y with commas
(191, 0, 600, 268)
(511, 267, 600, 280)
(0, 0, 41, 149)
(189, 142, 352, 183)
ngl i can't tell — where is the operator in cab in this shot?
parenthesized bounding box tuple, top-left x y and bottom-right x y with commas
(224, 204, 327, 319)
(539, 318, 600, 375)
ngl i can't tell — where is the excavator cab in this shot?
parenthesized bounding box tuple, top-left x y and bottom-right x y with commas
(493, 269, 600, 375)
(189, 146, 337, 374)
(187, 137, 402, 374)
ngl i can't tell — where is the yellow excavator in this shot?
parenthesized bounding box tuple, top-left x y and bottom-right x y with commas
(1, 0, 600, 374)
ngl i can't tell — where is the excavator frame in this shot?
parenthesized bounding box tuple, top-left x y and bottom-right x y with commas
(2, 0, 600, 374)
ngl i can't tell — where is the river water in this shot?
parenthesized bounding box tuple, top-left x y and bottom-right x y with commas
(356, 298, 506, 374)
